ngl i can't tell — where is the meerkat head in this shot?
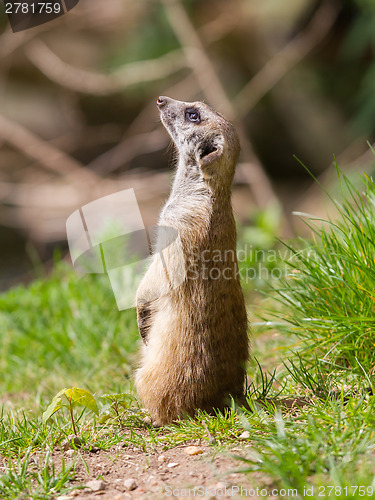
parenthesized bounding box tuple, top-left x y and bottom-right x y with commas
(156, 96, 240, 184)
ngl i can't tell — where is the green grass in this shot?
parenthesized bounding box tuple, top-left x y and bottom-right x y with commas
(265, 168, 375, 391)
(0, 266, 139, 400)
(0, 448, 75, 500)
(1, 169, 375, 498)
(235, 396, 375, 497)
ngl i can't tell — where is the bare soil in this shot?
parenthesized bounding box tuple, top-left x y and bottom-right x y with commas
(56, 439, 276, 500)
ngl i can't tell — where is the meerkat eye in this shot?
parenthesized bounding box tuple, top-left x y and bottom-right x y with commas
(185, 108, 201, 123)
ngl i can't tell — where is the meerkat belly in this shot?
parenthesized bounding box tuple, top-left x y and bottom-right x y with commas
(135, 281, 247, 425)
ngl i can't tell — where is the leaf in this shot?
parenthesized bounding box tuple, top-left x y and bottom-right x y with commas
(42, 387, 99, 423)
(42, 388, 68, 422)
(98, 412, 112, 425)
(100, 392, 135, 405)
(64, 387, 99, 415)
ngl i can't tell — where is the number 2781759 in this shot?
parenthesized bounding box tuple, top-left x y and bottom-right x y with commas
(5, 3, 62, 14)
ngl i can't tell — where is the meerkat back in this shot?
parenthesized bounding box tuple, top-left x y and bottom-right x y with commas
(135, 96, 249, 426)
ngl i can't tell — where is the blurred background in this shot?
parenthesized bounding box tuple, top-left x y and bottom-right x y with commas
(0, 0, 375, 290)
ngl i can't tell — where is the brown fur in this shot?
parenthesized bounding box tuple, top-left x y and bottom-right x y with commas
(135, 96, 249, 425)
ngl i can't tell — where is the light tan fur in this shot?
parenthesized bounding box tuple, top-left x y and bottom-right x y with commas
(135, 96, 249, 425)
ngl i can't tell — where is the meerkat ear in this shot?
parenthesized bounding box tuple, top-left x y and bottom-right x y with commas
(199, 136, 224, 167)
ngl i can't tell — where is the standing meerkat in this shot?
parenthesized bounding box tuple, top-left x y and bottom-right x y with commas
(135, 96, 249, 425)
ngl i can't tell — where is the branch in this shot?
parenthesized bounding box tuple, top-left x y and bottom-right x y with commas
(0, 170, 171, 240)
(0, 22, 51, 59)
(234, 0, 340, 116)
(26, 40, 187, 95)
(88, 128, 168, 175)
(0, 114, 98, 186)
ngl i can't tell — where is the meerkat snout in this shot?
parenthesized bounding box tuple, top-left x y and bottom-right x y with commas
(135, 96, 249, 426)
(156, 96, 168, 107)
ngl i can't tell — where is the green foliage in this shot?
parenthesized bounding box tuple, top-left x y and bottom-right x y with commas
(0, 410, 50, 457)
(237, 397, 375, 496)
(0, 448, 75, 499)
(240, 204, 281, 250)
(99, 392, 144, 427)
(245, 358, 282, 400)
(43, 387, 98, 422)
(43, 387, 98, 437)
(0, 263, 139, 401)
(268, 168, 375, 381)
(238, 204, 285, 292)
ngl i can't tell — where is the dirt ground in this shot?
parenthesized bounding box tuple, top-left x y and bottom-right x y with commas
(56, 439, 277, 500)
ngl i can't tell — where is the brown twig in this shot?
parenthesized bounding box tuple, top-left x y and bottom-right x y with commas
(88, 128, 168, 175)
(0, 169, 171, 239)
(0, 114, 98, 186)
(0, 172, 170, 211)
(0, 22, 51, 59)
(26, 40, 187, 95)
(234, 0, 340, 116)
(200, 4, 241, 44)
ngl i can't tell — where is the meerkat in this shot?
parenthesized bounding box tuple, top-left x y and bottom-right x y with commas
(135, 96, 249, 426)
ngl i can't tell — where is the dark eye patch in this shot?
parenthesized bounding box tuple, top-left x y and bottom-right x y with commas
(185, 107, 201, 124)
